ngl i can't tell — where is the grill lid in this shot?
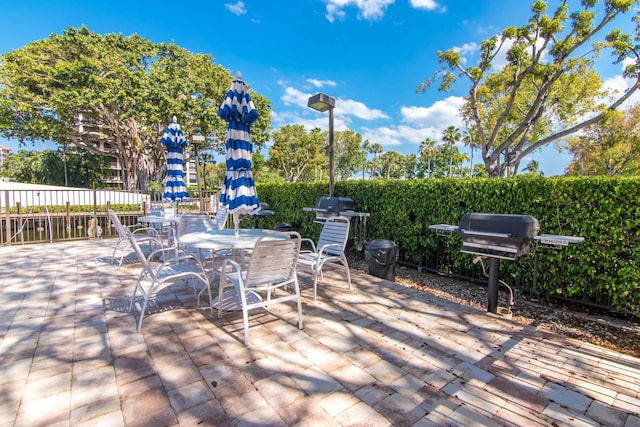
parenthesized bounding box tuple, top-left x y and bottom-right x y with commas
(314, 197, 355, 213)
(458, 213, 540, 260)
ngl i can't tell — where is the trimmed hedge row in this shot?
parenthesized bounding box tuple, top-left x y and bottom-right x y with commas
(256, 176, 640, 313)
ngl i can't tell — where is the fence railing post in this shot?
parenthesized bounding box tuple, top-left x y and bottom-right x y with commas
(92, 189, 98, 240)
(2, 191, 9, 246)
(16, 202, 24, 244)
(66, 202, 71, 239)
(106, 201, 112, 237)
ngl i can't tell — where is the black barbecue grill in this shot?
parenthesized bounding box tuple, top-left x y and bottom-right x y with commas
(311, 197, 356, 223)
(430, 213, 582, 314)
(303, 196, 370, 250)
(458, 213, 539, 260)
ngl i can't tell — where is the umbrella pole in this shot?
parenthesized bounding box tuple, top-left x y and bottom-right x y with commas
(233, 212, 240, 236)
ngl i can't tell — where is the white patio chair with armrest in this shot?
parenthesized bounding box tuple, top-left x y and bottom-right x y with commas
(218, 232, 303, 345)
(174, 213, 230, 276)
(297, 216, 352, 300)
(175, 214, 216, 246)
(125, 224, 212, 332)
(108, 209, 163, 268)
(214, 206, 228, 230)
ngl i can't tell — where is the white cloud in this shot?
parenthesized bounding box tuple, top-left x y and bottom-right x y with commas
(336, 99, 389, 120)
(602, 73, 640, 108)
(409, 0, 442, 11)
(622, 56, 635, 70)
(355, 96, 467, 149)
(324, 0, 394, 23)
(276, 86, 470, 152)
(280, 87, 310, 108)
(224, 1, 246, 15)
(323, 0, 444, 23)
(453, 42, 478, 56)
(401, 96, 465, 127)
(273, 110, 352, 133)
(361, 124, 441, 147)
(452, 42, 478, 64)
(307, 79, 338, 88)
(280, 86, 389, 120)
(325, 4, 346, 23)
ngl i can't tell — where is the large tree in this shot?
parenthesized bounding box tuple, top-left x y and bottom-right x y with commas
(334, 129, 367, 180)
(0, 26, 271, 189)
(566, 103, 640, 175)
(419, 0, 640, 177)
(268, 125, 326, 182)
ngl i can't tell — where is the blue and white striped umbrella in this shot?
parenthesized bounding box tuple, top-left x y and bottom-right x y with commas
(218, 73, 260, 216)
(161, 116, 189, 202)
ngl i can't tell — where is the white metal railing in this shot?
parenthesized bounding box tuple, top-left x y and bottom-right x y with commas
(1, 185, 222, 246)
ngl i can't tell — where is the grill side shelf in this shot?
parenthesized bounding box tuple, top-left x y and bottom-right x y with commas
(429, 224, 459, 235)
(535, 234, 584, 247)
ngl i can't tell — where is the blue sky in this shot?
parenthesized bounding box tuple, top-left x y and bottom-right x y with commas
(1, 0, 638, 176)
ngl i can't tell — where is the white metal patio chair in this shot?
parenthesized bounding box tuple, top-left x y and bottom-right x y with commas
(125, 222, 212, 332)
(214, 206, 228, 230)
(297, 216, 352, 300)
(175, 213, 216, 242)
(218, 232, 303, 345)
(108, 209, 163, 268)
(174, 212, 231, 275)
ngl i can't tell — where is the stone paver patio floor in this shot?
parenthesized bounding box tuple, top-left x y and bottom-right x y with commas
(1, 239, 639, 426)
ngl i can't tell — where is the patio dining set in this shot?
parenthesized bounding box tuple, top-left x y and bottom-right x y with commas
(107, 208, 352, 345)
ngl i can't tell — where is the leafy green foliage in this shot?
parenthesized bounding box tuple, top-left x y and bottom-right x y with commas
(0, 26, 271, 190)
(566, 103, 640, 176)
(0, 148, 109, 186)
(259, 176, 640, 313)
(420, 0, 640, 178)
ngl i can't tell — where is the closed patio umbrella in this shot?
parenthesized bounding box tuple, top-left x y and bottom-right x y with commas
(218, 72, 260, 234)
(161, 116, 189, 203)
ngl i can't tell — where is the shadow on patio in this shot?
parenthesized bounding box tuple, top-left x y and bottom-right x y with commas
(1, 239, 639, 426)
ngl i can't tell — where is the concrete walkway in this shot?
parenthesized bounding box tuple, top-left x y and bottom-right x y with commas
(1, 239, 639, 426)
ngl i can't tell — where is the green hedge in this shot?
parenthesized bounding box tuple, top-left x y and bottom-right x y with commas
(256, 176, 640, 313)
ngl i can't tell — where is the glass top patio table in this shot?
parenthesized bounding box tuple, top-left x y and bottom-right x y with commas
(177, 228, 287, 251)
(137, 215, 180, 226)
(178, 228, 290, 311)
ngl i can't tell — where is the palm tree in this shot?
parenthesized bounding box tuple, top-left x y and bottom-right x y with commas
(462, 130, 477, 177)
(368, 143, 383, 179)
(522, 159, 544, 176)
(442, 126, 461, 178)
(200, 152, 215, 189)
(419, 138, 438, 178)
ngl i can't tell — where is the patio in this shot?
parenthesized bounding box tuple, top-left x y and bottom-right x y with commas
(1, 239, 639, 426)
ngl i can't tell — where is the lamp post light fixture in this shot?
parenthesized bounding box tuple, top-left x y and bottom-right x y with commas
(307, 93, 336, 197)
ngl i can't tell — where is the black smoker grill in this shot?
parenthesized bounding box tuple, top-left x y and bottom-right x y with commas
(311, 197, 357, 223)
(303, 196, 370, 250)
(459, 213, 539, 261)
(431, 213, 540, 314)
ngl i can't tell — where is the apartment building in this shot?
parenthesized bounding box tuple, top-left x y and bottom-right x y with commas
(0, 145, 12, 169)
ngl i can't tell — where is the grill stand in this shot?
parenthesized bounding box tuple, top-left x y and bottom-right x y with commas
(532, 251, 540, 301)
(487, 258, 500, 314)
(430, 222, 583, 314)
